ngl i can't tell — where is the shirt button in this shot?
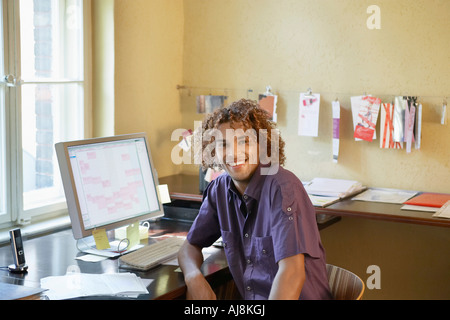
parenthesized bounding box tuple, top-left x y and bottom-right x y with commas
(247, 259, 252, 264)
(289, 216, 294, 221)
(243, 194, 248, 200)
(246, 286, 252, 291)
(244, 233, 249, 238)
(262, 249, 267, 254)
(287, 207, 292, 212)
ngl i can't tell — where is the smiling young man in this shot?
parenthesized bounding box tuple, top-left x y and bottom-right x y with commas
(178, 99, 332, 300)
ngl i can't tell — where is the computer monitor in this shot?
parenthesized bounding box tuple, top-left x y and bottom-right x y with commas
(55, 133, 164, 240)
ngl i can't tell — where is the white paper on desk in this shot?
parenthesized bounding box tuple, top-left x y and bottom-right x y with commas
(305, 177, 364, 198)
(75, 254, 109, 263)
(401, 205, 438, 212)
(352, 188, 417, 204)
(298, 93, 320, 137)
(41, 272, 149, 300)
(433, 200, 450, 219)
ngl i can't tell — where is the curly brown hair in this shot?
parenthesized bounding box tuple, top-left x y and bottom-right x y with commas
(195, 98, 286, 170)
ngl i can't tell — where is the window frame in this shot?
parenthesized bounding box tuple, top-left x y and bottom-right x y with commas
(0, 0, 92, 229)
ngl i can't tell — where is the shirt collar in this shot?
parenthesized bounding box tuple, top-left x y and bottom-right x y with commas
(227, 164, 268, 201)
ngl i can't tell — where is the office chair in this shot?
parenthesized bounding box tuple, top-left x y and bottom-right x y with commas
(326, 264, 365, 300)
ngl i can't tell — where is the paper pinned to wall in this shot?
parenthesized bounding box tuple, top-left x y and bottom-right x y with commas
(259, 86, 278, 122)
(404, 101, 416, 153)
(415, 103, 422, 150)
(380, 103, 403, 149)
(393, 96, 406, 142)
(197, 95, 227, 113)
(351, 95, 381, 142)
(298, 92, 320, 137)
(332, 100, 340, 163)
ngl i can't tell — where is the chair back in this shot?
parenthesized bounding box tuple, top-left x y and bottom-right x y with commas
(326, 264, 365, 300)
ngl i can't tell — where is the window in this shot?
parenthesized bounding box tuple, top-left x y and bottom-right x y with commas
(0, 0, 90, 227)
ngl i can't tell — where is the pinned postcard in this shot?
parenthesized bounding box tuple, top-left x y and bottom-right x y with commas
(404, 100, 416, 153)
(259, 94, 278, 122)
(393, 96, 406, 142)
(298, 92, 321, 137)
(351, 96, 381, 142)
(177, 129, 193, 152)
(380, 103, 402, 149)
(441, 100, 447, 125)
(259, 86, 278, 122)
(197, 95, 227, 114)
(332, 100, 340, 163)
(415, 103, 422, 150)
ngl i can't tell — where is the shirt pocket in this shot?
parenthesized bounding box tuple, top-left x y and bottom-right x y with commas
(221, 230, 239, 269)
(254, 236, 277, 277)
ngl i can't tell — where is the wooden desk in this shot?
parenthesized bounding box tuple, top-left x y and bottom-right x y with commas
(159, 174, 341, 229)
(160, 174, 450, 228)
(0, 220, 233, 300)
(315, 197, 450, 228)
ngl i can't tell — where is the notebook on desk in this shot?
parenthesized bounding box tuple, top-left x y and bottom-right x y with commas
(0, 282, 46, 300)
(404, 193, 450, 208)
(304, 178, 366, 199)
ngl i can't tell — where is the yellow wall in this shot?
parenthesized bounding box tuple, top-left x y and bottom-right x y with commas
(113, 0, 184, 177)
(106, 0, 450, 299)
(177, 0, 450, 299)
(180, 0, 450, 193)
(92, 0, 115, 137)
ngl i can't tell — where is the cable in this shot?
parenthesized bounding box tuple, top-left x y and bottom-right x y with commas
(75, 237, 130, 254)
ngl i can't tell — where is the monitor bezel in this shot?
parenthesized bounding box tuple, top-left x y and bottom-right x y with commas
(55, 133, 165, 240)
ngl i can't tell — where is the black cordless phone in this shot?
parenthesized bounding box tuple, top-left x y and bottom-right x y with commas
(9, 228, 28, 273)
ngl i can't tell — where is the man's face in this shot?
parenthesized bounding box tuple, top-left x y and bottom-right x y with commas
(215, 122, 260, 187)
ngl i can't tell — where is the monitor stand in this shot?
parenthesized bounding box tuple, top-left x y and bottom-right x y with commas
(76, 236, 143, 258)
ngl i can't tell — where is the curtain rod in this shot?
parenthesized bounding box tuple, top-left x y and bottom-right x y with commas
(176, 85, 448, 101)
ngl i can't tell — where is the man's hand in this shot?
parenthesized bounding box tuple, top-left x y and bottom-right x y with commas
(178, 239, 217, 300)
(184, 271, 217, 300)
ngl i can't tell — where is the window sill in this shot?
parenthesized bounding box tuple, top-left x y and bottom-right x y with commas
(0, 215, 71, 246)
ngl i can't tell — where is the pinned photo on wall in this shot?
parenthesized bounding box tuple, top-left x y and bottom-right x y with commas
(393, 96, 406, 143)
(415, 103, 422, 150)
(197, 95, 227, 114)
(177, 129, 193, 152)
(404, 97, 417, 153)
(332, 100, 340, 163)
(258, 87, 278, 122)
(351, 95, 381, 142)
(298, 91, 320, 137)
(380, 103, 403, 149)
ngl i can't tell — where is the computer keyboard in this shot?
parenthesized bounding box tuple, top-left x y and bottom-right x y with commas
(119, 237, 185, 271)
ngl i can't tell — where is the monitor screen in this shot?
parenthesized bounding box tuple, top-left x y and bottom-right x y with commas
(56, 133, 164, 239)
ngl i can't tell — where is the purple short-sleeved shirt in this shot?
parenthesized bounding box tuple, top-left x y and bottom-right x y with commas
(187, 165, 333, 300)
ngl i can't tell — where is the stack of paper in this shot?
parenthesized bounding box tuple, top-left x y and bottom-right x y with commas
(433, 201, 450, 219)
(305, 178, 366, 199)
(40, 272, 150, 300)
(352, 188, 417, 204)
(401, 193, 450, 213)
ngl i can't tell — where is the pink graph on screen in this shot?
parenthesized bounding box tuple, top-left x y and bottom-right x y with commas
(76, 145, 150, 217)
